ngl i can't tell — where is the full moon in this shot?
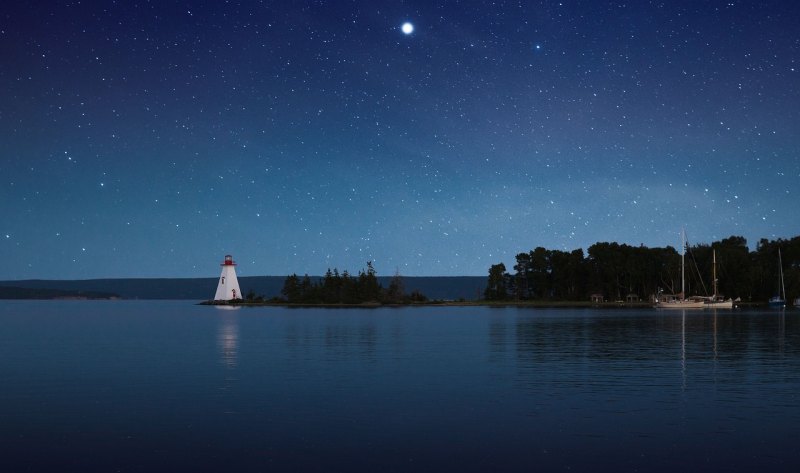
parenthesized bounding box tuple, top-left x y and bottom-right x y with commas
(401, 22, 414, 35)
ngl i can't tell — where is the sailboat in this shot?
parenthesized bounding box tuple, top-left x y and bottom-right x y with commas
(704, 250, 734, 309)
(768, 248, 786, 308)
(655, 230, 705, 309)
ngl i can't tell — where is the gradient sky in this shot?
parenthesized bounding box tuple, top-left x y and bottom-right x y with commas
(2, 1, 799, 279)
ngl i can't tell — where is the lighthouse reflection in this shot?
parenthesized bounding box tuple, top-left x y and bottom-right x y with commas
(216, 308, 239, 368)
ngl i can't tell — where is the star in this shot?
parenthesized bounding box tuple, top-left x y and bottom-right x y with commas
(401, 22, 414, 35)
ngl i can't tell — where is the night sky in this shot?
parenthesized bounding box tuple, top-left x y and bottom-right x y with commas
(2, 1, 799, 280)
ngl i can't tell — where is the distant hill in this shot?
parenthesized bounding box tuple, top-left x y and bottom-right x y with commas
(0, 286, 119, 300)
(0, 276, 486, 301)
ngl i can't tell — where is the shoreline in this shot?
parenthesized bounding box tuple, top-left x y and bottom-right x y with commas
(199, 300, 772, 309)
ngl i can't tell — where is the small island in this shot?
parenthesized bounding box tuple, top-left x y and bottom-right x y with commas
(202, 262, 429, 306)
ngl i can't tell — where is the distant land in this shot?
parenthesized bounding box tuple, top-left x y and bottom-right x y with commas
(0, 286, 120, 300)
(0, 276, 486, 301)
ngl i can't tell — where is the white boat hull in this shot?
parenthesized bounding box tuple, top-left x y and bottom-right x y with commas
(655, 300, 705, 309)
(705, 300, 734, 309)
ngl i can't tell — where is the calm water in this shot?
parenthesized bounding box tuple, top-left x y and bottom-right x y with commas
(1, 301, 799, 472)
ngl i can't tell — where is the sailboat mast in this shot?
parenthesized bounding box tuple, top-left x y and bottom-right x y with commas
(779, 248, 786, 300)
(713, 249, 718, 299)
(681, 229, 686, 299)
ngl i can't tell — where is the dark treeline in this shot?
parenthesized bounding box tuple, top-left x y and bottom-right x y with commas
(485, 235, 800, 303)
(280, 262, 428, 304)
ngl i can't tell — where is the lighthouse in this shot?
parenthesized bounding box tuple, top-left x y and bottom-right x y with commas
(214, 255, 242, 301)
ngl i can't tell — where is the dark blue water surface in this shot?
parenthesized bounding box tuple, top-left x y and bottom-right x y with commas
(1, 301, 799, 472)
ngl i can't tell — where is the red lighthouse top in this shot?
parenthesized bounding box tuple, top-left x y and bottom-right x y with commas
(221, 255, 236, 266)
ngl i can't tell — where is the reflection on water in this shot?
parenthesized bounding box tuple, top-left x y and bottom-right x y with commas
(491, 308, 800, 398)
(283, 314, 380, 361)
(324, 322, 377, 358)
(1, 302, 799, 472)
(682, 310, 686, 391)
(713, 310, 718, 360)
(217, 311, 238, 368)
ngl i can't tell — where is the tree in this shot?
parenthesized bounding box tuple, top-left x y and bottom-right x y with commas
(485, 233, 800, 303)
(529, 247, 551, 299)
(281, 274, 301, 303)
(409, 289, 428, 302)
(359, 261, 381, 302)
(280, 263, 426, 304)
(513, 252, 532, 300)
(485, 263, 509, 301)
(340, 270, 358, 304)
(714, 236, 750, 300)
(385, 269, 405, 304)
(300, 275, 316, 302)
(321, 268, 341, 303)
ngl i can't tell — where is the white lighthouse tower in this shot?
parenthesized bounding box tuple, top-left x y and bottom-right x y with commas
(214, 255, 242, 301)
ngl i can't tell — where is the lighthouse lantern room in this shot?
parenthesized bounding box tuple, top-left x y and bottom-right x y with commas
(214, 255, 242, 301)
